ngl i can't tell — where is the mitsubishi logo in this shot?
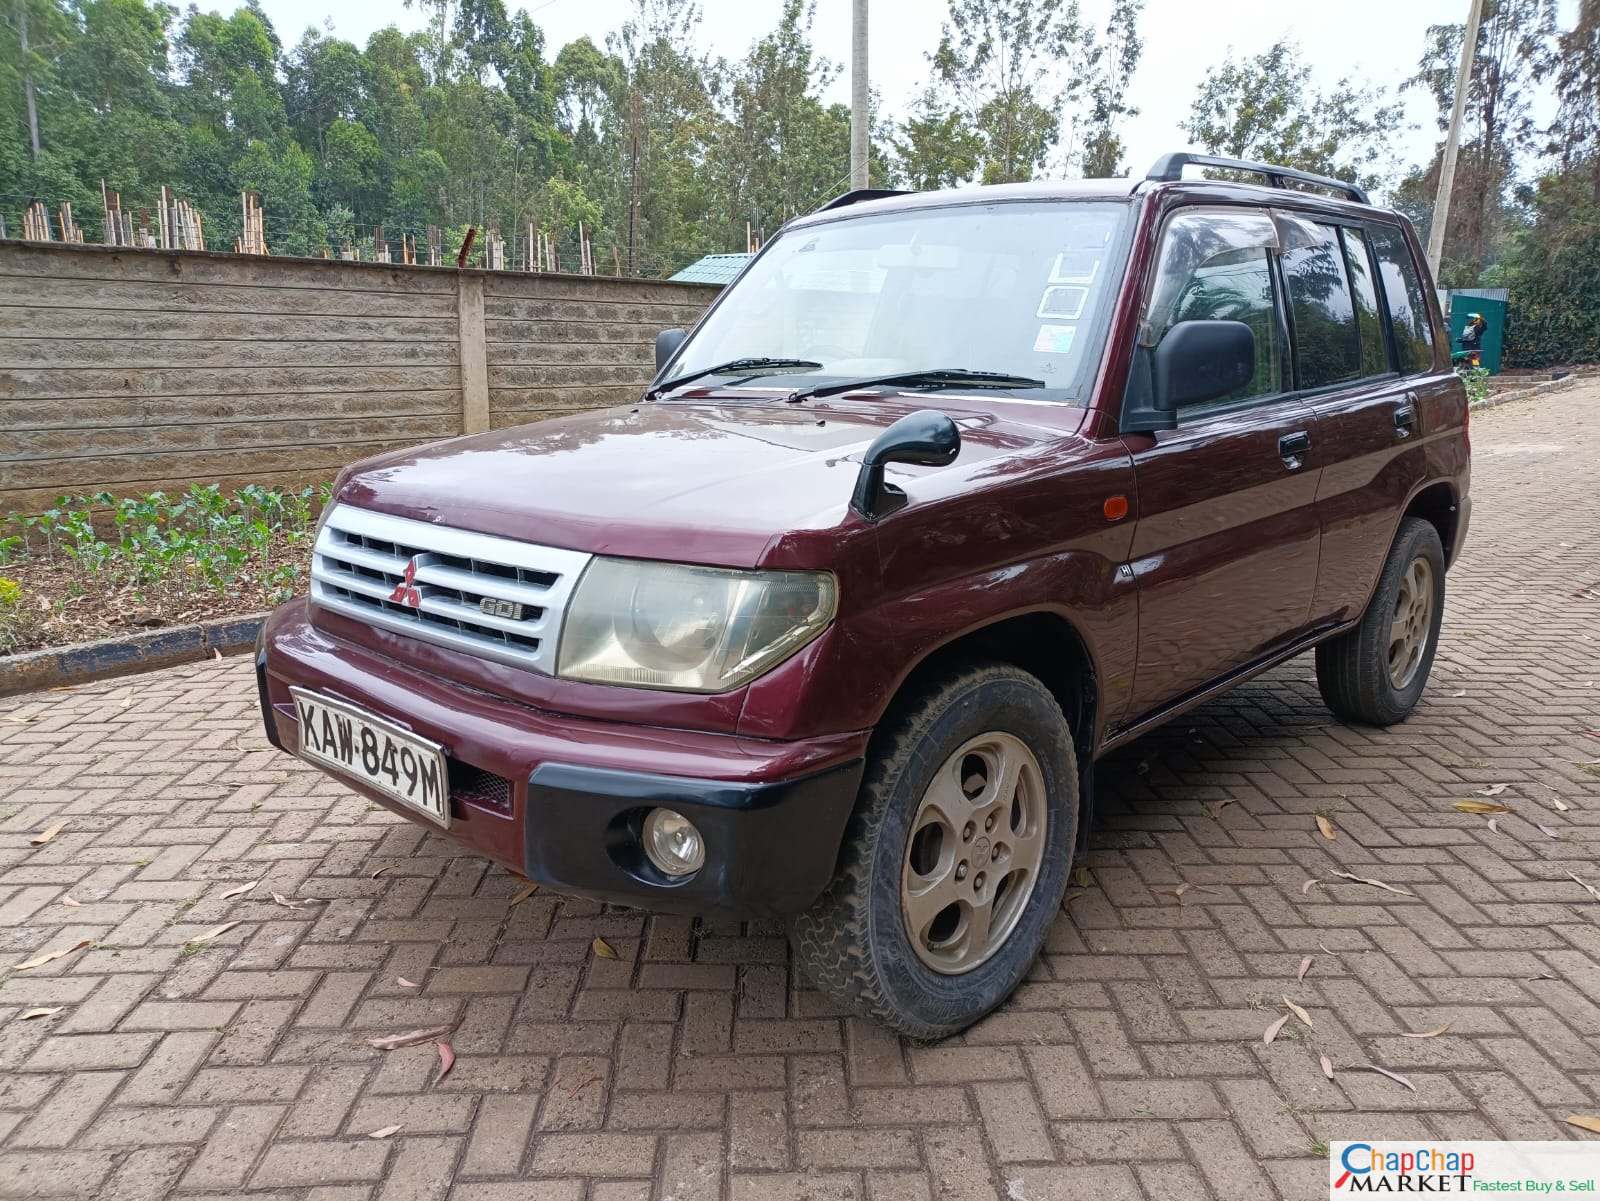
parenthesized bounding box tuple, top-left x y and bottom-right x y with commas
(388, 558, 422, 608)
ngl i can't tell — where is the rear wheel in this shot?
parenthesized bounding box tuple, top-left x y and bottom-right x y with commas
(790, 662, 1077, 1039)
(1316, 517, 1446, 726)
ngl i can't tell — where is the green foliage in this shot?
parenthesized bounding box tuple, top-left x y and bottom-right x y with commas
(1457, 364, 1491, 405)
(0, 575, 20, 653)
(4, 484, 328, 604)
(1181, 39, 1407, 194)
(1498, 166, 1600, 368)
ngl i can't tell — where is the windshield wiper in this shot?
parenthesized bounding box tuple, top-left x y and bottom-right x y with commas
(648, 357, 823, 399)
(786, 368, 1047, 404)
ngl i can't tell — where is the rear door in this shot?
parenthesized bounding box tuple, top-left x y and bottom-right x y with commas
(1121, 206, 1324, 715)
(1305, 220, 1443, 624)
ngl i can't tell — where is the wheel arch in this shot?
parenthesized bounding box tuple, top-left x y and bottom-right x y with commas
(1403, 479, 1463, 567)
(874, 610, 1101, 849)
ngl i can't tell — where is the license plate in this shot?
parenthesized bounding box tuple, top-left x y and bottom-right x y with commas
(290, 688, 449, 825)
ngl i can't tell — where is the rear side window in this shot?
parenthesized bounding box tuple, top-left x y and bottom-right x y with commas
(1368, 224, 1435, 373)
(1339, 227, 1391, 377)
(1281, 223, 1361, 388)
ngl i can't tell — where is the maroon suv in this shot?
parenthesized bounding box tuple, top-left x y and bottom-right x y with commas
(258, 154, 1470, 1036)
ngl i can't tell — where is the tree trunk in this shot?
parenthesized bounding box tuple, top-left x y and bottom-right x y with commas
(18, 0, 41, 161)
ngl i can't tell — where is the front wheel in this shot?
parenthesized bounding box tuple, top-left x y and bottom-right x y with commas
(790, 662, 1077, 1039)
(1316, 517, 1446, 726)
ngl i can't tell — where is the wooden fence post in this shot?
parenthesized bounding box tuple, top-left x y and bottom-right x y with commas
(457, 274, 490, 435)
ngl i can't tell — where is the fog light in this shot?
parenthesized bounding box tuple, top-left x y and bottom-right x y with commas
(642, 808, 705, 877)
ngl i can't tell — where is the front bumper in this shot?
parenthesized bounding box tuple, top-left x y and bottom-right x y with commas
(256, 599, 866, 915)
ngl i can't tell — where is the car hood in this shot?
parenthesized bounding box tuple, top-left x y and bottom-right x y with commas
(336, 395, 1086, 567)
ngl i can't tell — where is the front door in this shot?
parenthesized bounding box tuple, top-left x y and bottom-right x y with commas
(1119, 205, 1324, 718)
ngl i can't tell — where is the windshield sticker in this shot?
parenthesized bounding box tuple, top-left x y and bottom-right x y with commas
(1049, 251, 1099, 284)
(1035, 286, 1087, 321)
(1033, 324, 1076, 354)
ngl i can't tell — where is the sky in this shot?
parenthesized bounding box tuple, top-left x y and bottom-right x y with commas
(253, 0, 1575, 198)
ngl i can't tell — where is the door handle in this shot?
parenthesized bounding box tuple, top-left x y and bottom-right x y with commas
(1394, 403, 1417, 437)
(1279, 431, 1311, 468)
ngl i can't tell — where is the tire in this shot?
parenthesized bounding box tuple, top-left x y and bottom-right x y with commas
(1316, 517, 1446, 726)
(790, 661, 1078, 1039)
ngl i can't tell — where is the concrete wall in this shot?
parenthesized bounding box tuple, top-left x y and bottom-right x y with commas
(0, 241, 719, 514)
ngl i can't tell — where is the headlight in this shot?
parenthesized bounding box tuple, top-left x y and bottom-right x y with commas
(557, 558, 836, 692)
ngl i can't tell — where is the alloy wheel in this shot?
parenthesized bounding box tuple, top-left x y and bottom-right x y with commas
(900, 732, 1047, 975)
(1387, 555, 1435, 689)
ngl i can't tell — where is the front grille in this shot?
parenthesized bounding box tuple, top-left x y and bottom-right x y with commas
(448, 760, 513, 813)
(310, 505, 592, 674)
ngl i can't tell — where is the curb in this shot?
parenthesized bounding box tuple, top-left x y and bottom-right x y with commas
(1470, 373, 1580, 412)
(1, 613, 267, 699)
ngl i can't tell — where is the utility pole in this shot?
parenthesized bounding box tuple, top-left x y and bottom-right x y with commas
(17, 0, 41, 161)
(850, 0, 869, 190)
(1425, 0, 1485, 279)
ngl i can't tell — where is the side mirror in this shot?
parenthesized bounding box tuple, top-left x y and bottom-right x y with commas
(655, 328, 687, 372)
(1123, 319, 1256, 433)
(850, 409, 961, 522)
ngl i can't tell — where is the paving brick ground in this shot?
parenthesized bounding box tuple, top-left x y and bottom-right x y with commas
(4, 382, 1600, 1201)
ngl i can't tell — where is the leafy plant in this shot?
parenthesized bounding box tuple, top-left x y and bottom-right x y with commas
(1457, 364, 1491, 406)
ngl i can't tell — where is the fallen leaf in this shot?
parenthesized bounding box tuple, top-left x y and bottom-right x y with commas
(1477, 783, 1510, 797)
(1206, 798, 1235, 821)
(1551, 796, 1571, 812)
(592, 937, 618, 960)
(1315, 815, 1337, 841)
(211, 648, 223, 661)
(1283, 996, 1314, 1030)
(1570, 873, 1600, 902)
(434, 1040, 455, 1083)
(1538, 824, 1561, 839)
(1564, 1115, 1600, 1136)
(1073, 866, 1092, 888)
(1155, 884, 1190, 903)
(1297, 956, 1313, 983)
(188, 921, 239, 946)
(1318, 940, 1336, 956)
(1400, 1023, 1451, 1038)
(508, 882, 539, 908)
(1526, 971, 1556, 981)
(367, 1124, 402, 1139)
(1301, 878, 1321, 896)
(367, 1024, 456, 1050)
(1262, 1013, 1291, 1045)
(1451, 689, 1466, 698)
(1331, 870, 1415, 898)
(1487, 818, 1500, 834)
(116, 688, 133, 708)
(1353, 1063, 1416, 1092)
(4, 710, 33, 724)
(60, 895, 81, 907)
(219, 879, 259, 900)
(565, 1073, 604, 1099)
(271, 893, 307, 910)
(12, 939, 92, 971)
(1454, 799, 1510, 815)
(397, 977, 420, 989)
(1320, 1054, 1336, 1080)
(19, 1007, 64, 1020)
(371, 866, 395, 879)
(30, 820, 67, 846)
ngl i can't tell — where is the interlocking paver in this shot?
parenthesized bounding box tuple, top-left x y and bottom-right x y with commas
(3, 383, 1600, 1199)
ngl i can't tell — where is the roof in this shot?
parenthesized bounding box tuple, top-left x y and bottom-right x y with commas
(670, 253, 751, 285)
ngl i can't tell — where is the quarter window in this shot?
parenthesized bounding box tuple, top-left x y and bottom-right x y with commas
(1368, 224, 1435, 374)
(1281, 223, 1361, 389)
(1339, 227, 1391, 377)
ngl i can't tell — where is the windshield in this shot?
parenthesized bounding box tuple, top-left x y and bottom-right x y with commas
(664, 200, 1132, 400)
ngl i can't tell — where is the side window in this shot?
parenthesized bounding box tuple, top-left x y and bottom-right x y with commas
(1280, 223, 1361, 389)
(1339, 227, 1391, 377)
(1143, 208, 1284, 406)
(1368, 224, 1435, 374)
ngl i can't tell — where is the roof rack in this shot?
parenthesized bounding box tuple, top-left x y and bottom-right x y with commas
(1146, 153, 1370, 206)
(817, 188, 909, 212)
